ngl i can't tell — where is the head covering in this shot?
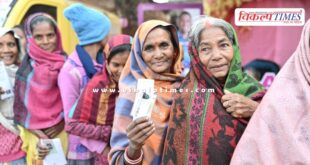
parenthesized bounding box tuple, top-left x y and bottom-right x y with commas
(66, 35, 132, 142)
(13, 13, 66, 129)
(230, 19, 310, 164)
(109, 20, 183, 165)
(64, 3, 111, 46)
(104, 34, 132, 59)
(162, 16, 265, 165)
(0, 27, 23, 65)
(23, 13, 63, 52)
(0, 28, 23, 133)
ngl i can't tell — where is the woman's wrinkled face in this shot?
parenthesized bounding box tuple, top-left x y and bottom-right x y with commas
(107, 51, 130, 82)
(32, 22, 57, 52)
(198, 26, 234, 82)
(0, 33, 19, 65)
(142, 27, 175, 74)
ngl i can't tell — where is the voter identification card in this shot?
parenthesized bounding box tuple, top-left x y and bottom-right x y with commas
(40, 138, 67, 165)
(131, 79, 157, 120)
(0, 61, 14, 100)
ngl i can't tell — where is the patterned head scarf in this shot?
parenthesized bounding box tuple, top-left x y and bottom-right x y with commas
(14, 13, 66, 129)
(162, 16, 265, 165)
(188, 16, 264, 98)
(104, 34, 132, 59)
(24, 13, 63, 53)
(109, 20, 184, 165)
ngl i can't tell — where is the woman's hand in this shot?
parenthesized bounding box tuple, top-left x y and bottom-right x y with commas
(126, 117, 155, 159)
(221, 91, 259, 118)
(42, 120, 64, 138)
(36, 142, 51, 160)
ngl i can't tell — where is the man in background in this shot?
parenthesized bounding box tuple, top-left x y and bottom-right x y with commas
(177, 11, 192, 76)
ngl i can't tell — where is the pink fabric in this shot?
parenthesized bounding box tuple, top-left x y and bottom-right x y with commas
(80, 138, 106, 154)
(58, 51, 85, 119)
(229, 0, 310, 66)
(230, 19, 310, 164)
(66, 118, 111, 143)
(95, 154, 108, 165)
(0, 125, 25, 162)
(13, 12, 66, 129)
(24, 38, 65, 129)
(58, 51, 105, 160)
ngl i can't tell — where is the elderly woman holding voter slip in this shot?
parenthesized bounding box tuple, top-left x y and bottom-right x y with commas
(162, 16, 265, 165)
(109, 20, 184, 165)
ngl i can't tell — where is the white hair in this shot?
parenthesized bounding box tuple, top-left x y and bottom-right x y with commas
(188, 16, 235, 49)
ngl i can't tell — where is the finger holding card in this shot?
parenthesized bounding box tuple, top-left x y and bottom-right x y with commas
(0, 61, 14, 100)
(126, 79, 157, 159)
(126, 116, 155, 160)
(36, 141, 50, 160)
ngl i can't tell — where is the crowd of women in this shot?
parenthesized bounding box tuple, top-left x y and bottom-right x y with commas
(0, 2, 309, 165)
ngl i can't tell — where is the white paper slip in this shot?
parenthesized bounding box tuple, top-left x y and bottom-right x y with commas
(131, 92, 157, 120)
(131, 79, 157, 120)
(41, 138, 67, 165)
(0, 61, 14, 100)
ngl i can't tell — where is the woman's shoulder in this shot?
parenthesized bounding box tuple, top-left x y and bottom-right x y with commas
(61, 51, 84, 70)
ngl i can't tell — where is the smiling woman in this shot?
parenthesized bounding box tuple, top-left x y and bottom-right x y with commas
(0, 28, 26, 164)
(29, 15, 57, 53)
(13, 13, 68, 165)
(109, 20, 184, 165)
(162, 16, 266, 165)
(142, 27, 177, 74)
(0, 31, 19, 65)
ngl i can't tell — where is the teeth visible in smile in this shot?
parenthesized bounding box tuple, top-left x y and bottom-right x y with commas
(3, 56, 13, 60)
(1, 55, 13, 61)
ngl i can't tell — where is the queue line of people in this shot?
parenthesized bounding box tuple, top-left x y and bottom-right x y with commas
(0, 2, 309, 165)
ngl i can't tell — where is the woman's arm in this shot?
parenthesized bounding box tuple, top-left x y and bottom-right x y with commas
(65, 119, 111, 142)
